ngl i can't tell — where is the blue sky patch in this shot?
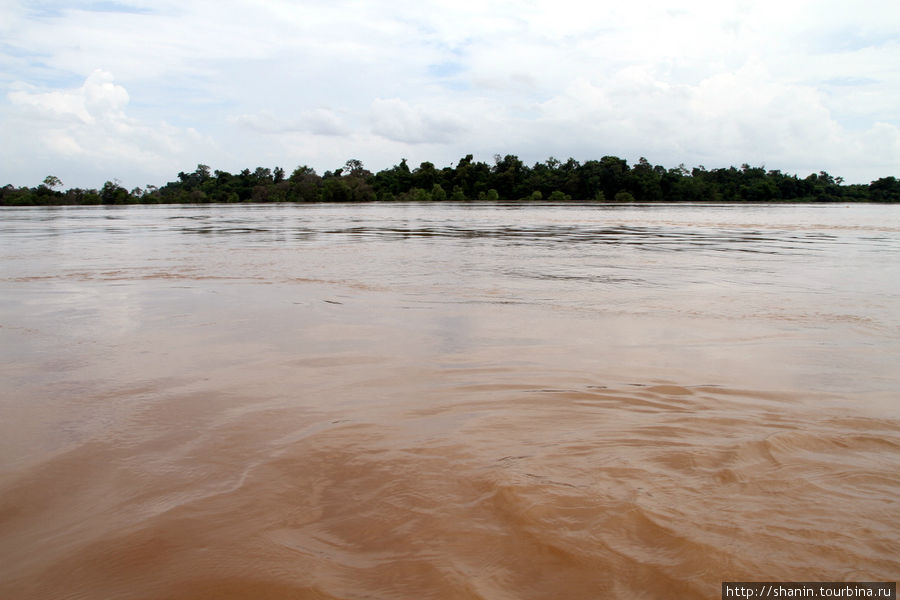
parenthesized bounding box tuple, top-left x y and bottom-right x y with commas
(427, 62, 466, 78)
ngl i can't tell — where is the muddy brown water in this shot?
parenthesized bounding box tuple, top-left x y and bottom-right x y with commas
(1, 203, 898, 599)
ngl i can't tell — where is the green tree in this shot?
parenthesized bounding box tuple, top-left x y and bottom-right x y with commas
(100, 180, 131, 204)
(431, 183, 447, 202)
(628, 157, 663, 201)
(449, 185, 467, 201)
(321, 178, 352, 202)
(492, 154, 527, 199)
(290, 165, 317, 181)
(372, 159, 412, 197)
(597, 156, 629, 199)
(253, 167, 273, 185)
(344, 159, 371, 178)
(412, 161, 438, 190)
(42, 175, 63, 190)
(869, 176, 900, 202)
(288, 166, 321, 202)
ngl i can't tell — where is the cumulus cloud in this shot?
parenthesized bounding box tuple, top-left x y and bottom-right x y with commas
(229, 108, 349, 136)
(9, 69, 127, 127)
(370, 98, 467, 144)
(1, 0, 899, 186)
(496, 56, 900, 182)
(1, 69, 215, 186)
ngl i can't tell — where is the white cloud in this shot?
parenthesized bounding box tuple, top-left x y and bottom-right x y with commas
(1, 69, 217, 187)
(9, 70, 127, 125)
(1, 0, 899, 186)
(370, 98, 467, 144)
(229, 108, 349, 136)
(489, 55, 900, 181)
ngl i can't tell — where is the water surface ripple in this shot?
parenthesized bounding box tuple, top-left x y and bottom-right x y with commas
(1, 203, 898, 599)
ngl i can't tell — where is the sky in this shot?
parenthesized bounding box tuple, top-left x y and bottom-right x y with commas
(1, 0, 899, 190)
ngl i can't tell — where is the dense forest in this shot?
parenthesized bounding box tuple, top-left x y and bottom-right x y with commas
(2, 155, 899, 205)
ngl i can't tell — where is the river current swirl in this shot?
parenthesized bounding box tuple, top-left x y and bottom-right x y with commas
(1, 203, 898, 599)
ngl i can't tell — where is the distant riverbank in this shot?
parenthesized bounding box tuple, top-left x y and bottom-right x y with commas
(3, 154, 899, 206)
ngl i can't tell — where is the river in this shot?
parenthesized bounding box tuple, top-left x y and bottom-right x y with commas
(1, 202, 898, 599)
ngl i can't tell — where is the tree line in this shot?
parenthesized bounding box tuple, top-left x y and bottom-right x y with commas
(2, 155, 899, 205)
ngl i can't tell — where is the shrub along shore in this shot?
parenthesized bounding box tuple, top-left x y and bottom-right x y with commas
(3, 155, 899, 205)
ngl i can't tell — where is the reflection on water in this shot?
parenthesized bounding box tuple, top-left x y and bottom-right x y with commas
(1, 203, 898, 599)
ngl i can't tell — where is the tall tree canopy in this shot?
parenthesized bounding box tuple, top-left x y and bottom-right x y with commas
(2, 155, 896, 205)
